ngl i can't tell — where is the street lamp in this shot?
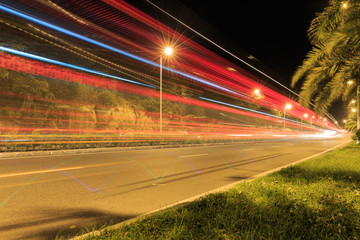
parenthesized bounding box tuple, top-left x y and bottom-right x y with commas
(283, 104, 292, 132)
(310, 115, 315, 126)
(164, 47, 173, 56)
(160, 47, 173, 133)
(301, 113, 309, 133)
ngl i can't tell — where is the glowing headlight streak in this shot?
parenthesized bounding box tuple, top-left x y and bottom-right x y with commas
(0, 45, 154, 88)
(25, 22, 159, 87)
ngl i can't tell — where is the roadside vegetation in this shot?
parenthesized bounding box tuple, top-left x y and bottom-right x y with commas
(74, 141, 360, 240)
(292, 0, 360, 136)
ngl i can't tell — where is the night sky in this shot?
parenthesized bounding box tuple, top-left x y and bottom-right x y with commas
(175, 1, 328, 83)
(136, 0, 346, 121)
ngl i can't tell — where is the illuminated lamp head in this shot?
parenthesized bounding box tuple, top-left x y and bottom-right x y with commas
(164, 47, 173, 56)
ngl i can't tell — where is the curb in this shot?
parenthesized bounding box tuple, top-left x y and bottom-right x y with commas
(69, 139, 351, 240)
(0, 138, 297, 159)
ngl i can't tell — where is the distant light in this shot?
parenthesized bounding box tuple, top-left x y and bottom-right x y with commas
(304, 113, 308, 118)
(323, 130, 337, 136)
(164, 47, 173, 55)
(285, 104, 292, 110)
(254, 89, 261, 96)
(342, 2, 348, 8)
(352, 108, 357, 112)
(351, 100, 356, 104)
(348, 80, 354, 85)
(227, 67, 237, 72)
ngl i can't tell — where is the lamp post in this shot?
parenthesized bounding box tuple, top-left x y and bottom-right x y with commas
(357, 85, 360, 131)
(302, 113, 308, 133)
(283, 104, 292, 133)
(159, 47, 173, 133)
(310, 116, 315, 127)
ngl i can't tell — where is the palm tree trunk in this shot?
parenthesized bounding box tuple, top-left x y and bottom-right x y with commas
(357, 85, 360, 144)
(357, 85, 360, 129)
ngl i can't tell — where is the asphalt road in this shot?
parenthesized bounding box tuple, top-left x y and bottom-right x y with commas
(0, 136, 349, 239)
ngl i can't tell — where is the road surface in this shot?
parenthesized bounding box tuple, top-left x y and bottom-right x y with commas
(0, 136, 349, 239)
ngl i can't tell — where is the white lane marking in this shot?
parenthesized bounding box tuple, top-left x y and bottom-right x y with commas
(242, 148, 256, 151)
(180, 153, 208, 158)
(0, 166, 84, 179)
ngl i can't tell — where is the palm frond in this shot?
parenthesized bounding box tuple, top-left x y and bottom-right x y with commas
(345, 120, 357, 132)
(291, 46, 325, 88)
(308, 0, 345, 45)
(293, 0, 360, 119)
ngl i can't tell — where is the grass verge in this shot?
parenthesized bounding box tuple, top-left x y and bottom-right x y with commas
(77, 141, 360, 240)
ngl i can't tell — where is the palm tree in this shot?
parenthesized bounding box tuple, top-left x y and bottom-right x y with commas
(292, 0, 360, 139)
(345, 112, 357, 132)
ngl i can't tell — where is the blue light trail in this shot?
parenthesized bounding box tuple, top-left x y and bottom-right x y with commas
(0, 46, 155, 88)
(0, 3, 238, 95)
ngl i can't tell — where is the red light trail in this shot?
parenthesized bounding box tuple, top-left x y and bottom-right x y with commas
(0, 0, 341, 149)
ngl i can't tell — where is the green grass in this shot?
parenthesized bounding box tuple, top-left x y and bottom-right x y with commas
(79, 142, 360, 240)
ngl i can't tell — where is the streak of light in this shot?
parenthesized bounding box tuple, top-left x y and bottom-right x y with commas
(0, 45, 155, 88)
(0, 4, 238, 95)
(227, 134, 253, 137)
